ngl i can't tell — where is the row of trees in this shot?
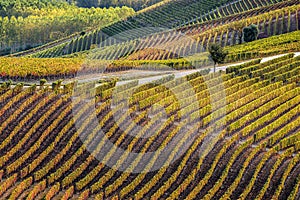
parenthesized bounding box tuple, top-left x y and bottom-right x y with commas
(0, 0, 69, 17)
(0, 5, 135, 54)
(73, 0, 163, 11)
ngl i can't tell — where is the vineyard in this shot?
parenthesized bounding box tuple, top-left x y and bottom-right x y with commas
(0, 53, 300, 199)
(24, 0, 299, 67)
(51, 1, 299, 62)
(1, 0, 300, 199)
(14, 0, 287, 58)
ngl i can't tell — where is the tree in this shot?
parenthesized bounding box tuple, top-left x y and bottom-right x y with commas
(208, 43, 228, 73)
(243, 24, 259, 43)
(232, 21, 247, 44)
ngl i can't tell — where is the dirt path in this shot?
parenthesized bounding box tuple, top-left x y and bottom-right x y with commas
(122, 52, 299, 85)
(3, 52, 299, 87)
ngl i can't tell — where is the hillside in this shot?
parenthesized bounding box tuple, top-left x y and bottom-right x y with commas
(46, 0, 298, 63)
(12, 0, 285, 58)
(0, 0, 300, 199)
(0, 54, 300, 199)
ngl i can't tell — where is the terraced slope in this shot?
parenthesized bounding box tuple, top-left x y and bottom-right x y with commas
(0, 54, 299, 199)
(18, 0, 285, 58)
(59, 1, 299, 62)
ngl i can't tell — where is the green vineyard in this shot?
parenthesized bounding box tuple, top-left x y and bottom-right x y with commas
(14, 0, 288, 58)
(59, 1, 300, 62)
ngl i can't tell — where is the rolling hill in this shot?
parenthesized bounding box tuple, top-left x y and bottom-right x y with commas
(0, 0, 300, 199)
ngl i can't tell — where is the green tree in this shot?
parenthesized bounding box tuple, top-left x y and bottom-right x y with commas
(243, 24, 259, 43)
(208, 43, 228, 73)
(0, 4, 134, 55)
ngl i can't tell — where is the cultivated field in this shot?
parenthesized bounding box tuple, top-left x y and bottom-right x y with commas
(0, 0, 299, 199)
